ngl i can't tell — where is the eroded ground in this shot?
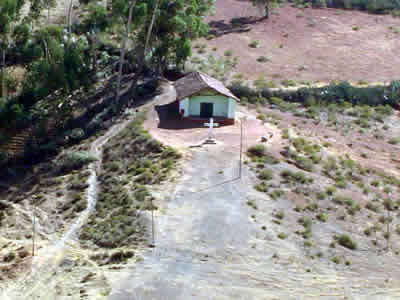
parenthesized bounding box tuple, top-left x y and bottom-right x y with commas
(110, 96, 400, 299)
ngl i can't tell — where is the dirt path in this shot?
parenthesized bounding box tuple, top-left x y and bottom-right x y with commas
(1, 102, 145, 299)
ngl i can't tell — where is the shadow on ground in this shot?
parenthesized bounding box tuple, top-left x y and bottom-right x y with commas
(155, 102, 233, 130)
(208, 16, 265, 37)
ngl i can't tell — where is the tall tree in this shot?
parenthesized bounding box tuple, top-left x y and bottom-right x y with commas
(251, 0, 273, 18)
(111, 0, 214, 102)
(148, 0, 214, 74)
(28, 0, 57, 24)
(79, 2, 108, 73)
(0, 0, 26, 99)
(115, 0, 137, 103)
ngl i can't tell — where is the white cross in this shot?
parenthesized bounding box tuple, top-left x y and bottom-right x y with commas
(204, 118, 219, 140)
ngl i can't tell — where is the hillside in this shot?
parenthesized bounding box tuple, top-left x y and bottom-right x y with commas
(2, 0, 400, 299)
(195, 0, 400, 84)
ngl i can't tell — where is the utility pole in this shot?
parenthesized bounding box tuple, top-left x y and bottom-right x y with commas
(32, 207, 35, 257)
(149, 198, 155, 248)
(239, 118, 244, 178)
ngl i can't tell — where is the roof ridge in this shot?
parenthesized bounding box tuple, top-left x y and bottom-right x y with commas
(194, 71, 207, 85)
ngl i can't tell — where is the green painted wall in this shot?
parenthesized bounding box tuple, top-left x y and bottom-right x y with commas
(188, 95, 230, 117)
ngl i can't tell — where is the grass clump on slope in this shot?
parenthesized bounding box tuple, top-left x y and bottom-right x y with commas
(80, 112, 181, 249)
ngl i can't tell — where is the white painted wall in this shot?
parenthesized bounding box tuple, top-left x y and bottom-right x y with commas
(188, 96, 230, 117)
(179, 98, 190, 117)
(227, 98, 236, 119)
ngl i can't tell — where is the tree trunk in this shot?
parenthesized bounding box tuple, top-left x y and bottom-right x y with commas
(115, 0, 136, 103)
(67, 0, 74, 34)
(129, 0, 160, 96)
(386, 210, 391, 251)
(1, 48, 6, 99)
(93, 46, 98, 74)
(265, 1, 269, 19)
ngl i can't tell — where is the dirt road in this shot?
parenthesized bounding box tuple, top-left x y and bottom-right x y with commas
(108, 127, 400, 299)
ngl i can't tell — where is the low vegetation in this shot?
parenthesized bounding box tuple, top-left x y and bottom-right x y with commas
(80, 113, 180, 249)
(245, 79, 400, 267)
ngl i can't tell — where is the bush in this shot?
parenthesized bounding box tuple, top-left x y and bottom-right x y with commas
(258, 169, 273, 180)
(54, 151, 96, 175)
(281, 79, 297, 87)
(224, 50, 233, 57)
(275, 211, 285, 219)
(3, 251, 16, 262)
(337, 234, 357, 250)
(256, 56, 270, 63)
(331, 256, 340, 264)
(366, 201, 380, 212)
(228, 82, 257, 99)
(254, 182, 269, 192)
(277, 233, 288, 239)
(248, 40, 260, 48)
(247, 144, 265, 157)
(316, 212, 328, 222)
(388, 137, 400, 145)
(280, 169, 313, 185)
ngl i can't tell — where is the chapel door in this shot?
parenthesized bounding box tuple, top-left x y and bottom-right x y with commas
(200, 103, 213, 118)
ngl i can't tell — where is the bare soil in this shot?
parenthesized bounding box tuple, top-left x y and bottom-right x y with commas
(202, 0, 400, 84)
(112, 86, 400, 299)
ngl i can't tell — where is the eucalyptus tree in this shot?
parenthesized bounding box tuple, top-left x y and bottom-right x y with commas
(78, 2, 109, 73)
(146, 0, 214, 74)
(251, 0, 275, 18)
(114, 0, 138, 103)
(28, 0, 57, 24)
(21, 24, 90, 107)
(109, 0, 214, 103)
(0, 0, 26, 98)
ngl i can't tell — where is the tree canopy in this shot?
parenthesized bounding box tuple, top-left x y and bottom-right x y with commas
(0, 0, 215, 132)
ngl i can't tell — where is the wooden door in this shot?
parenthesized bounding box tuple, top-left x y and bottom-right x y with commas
(200, 103, 213, 118)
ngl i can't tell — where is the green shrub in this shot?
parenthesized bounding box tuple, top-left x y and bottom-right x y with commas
(370, 180, 380, 187)
(304, 240, 313, 247)
(258, 169, 274, 180)
(247, 144, 265, 157)
(269, 189, 285, 200)
(54, 151, 96, 175)
(337, 234, 357, 250)
(282, 128, 290, 139)
(281, 79, 297, 87)
(257, 114, 266, 121)
(256, 56, 270, 63)
(224, 50, 233, 57)
(247, 199, 258, 210)
(332, 195, 352, 206)
(316, 191, 327, 200)
(248, 40, 260, 48)
(331, 256, 340, 264)
(366, 201, 380, 212)
(335, 179, 347, 189)
(275, 211, 285, 220)
(254, 182, 269, 192)
(280, 169, 313, 184)
(388, 137, 400, 145)
(326, 186, 337, 195)
(358, 80, 368, 85)
(316, 213, 328, 222)
(277, 233, 288, 239)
